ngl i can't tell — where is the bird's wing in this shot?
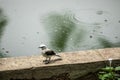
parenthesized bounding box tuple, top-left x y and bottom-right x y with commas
(45, 50, 56, 55)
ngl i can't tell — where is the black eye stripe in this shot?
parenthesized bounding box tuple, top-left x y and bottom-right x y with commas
(41, 46, 46, 48)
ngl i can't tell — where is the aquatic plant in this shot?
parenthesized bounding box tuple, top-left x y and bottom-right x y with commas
(0, 8, 7, 39)
(98, 37, 120, 48)
(42, 11, 76, 52)
(0, 8, 8, 58)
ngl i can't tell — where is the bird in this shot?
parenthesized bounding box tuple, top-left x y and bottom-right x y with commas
(38, 44, 61, 64)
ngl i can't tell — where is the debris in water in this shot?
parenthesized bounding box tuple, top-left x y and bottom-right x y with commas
(90, 35, 93, 38)
(104, 19, 108, 22)
(6, 51, 9, 53)
(2, 48, 5, 50)
(115, 36, 118, 39)
(37, 32, 39, 34)
(118, 20, 120, 23)
(96, 11, 103, 15)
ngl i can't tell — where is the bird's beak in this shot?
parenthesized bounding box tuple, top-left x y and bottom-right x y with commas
(38, 47, 41, 48)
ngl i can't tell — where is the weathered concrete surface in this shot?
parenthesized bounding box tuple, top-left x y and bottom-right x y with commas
(0, 48, 120, 80)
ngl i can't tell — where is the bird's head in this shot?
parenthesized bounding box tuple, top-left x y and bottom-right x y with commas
(38, 44, 47, 50)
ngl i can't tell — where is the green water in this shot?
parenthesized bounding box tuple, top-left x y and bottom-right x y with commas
(42, 11, 120, 52)
(0, 0, 120, 57)
(42, 12, 76, 52)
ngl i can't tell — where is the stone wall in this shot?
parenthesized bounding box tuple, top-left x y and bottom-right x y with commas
(0, 48, 120, 80)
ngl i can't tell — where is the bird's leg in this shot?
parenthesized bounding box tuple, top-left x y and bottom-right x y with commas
(48, 57, 51, 62)
(43, 57, 48, 62)
(44, 57, 50, 64)
(44, 57, 51, 64)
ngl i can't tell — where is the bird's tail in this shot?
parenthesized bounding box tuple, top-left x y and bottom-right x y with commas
(55, 54, 61, 57)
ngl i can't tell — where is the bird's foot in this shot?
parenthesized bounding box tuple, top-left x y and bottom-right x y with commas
(43, 60, 50, 64)
(43, 60, 48, 62)
(44, 61, 50, 64)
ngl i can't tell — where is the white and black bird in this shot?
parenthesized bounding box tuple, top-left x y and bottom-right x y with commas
(38, 44, 61, 63)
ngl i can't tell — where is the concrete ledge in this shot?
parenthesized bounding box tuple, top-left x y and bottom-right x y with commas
(0, 48, 120, 80)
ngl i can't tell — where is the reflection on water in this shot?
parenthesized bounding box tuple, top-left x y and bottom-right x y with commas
(98, 38, 120, 48)
(0, 8, 8, 57)
(0, 8, 7, 39)
(42, 11, 76, 52)
(96, 10, 103, 15)
(42, 10, 120, 52)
